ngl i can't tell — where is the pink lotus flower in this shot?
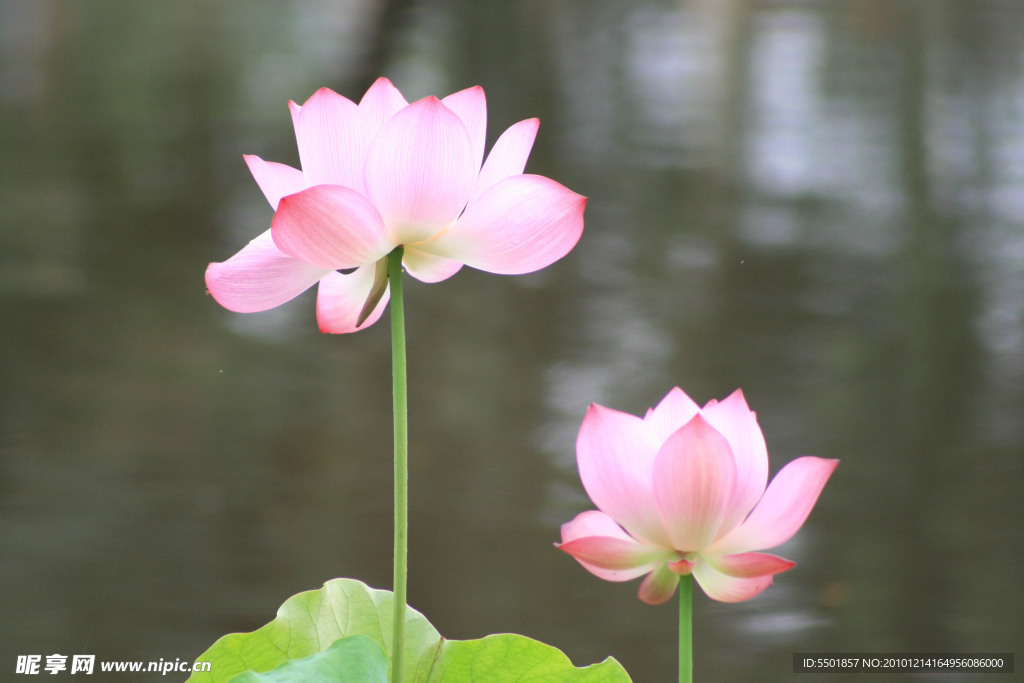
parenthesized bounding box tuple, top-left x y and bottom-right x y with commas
(557, 388, 838, 604)
(206, 78, 586, 333)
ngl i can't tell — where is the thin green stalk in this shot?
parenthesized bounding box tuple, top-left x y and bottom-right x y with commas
(388, 247, 408, 682)
(679, 574, 692, 683)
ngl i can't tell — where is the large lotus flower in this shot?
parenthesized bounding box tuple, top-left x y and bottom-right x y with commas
(557, 388, 838, 604)
(206, 78, 586, 332)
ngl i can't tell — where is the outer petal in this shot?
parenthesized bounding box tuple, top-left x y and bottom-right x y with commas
(206, 230, 330, 313)
(560, 509, 638, 542)
(441, 85, 487, 173)
(643, 387, 701, 444)
(706, 457, 839, 555)
(638, 563, 680, 605)
(575, 404, 669, 546)
(244, 155, 307, 209)
(469, 118, 539, 204)
(422, 174, 585, 275)
(700, 389, 769, 531)
(652, 415, 737, 551)
(402, 247, 463, 283)
(558, 537, 664, 572)
(692, 560, 774, 603)
(315, 268, 390, 334)
(272, 185, 393, 270)
(364, 96, 476, 243)
(558, 510, 663, 582)
(703, 552, 795, 578)
(289, 88, 366, 190)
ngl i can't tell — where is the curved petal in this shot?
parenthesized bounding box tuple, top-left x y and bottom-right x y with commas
(315, 268, 390, 334)
(470, 118, 539, 204)
(205, 230, 330, 313)
(706, 457, 839, 555)
(441, 85, 487, 173)
(358, 77, 408, 134)
(692, 560, 774, 603)
(652, 415, 737, 551)
(424, 174, 585, 274)
(402, 246, 463, 283)
(272, 185, 393, 270)
(560, 509, 637, 543)
(244, 155, 307, 209)
(290, 88, 365, 190)
(704, 552, 795, 578)
(575, 404, 668, 547)
(643, 387, 701, 444)
(557, 537, 667, 574)
(561, 509, 638, 540)
(700, 389, 769, 530)
(558, 510, 661, 582)
(364, 96, 476, 243)
(638, 563, 680, 605)
(289, 99, 301, 131)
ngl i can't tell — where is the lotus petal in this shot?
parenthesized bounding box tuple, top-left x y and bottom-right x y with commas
(704, 552, 795, 578)
(692, 561, 775, 603)
(206, 230, 329, 313)
(357, 77, 408, 134)
(441, 85, 487, 172)
(558, 510, 661, 582)
(423, 174, 585, 274)
(575, 404, 667, 546)
(638, 563, 680, 605)
(316, 268, 390, 334)
(364, 97, 476, 243)
(469, 118, 539, 204)
(643, 386, 701, 444)
(701, 389, 769, 530)
(402, 247, 464, 283)
(707, 456, 839, 555)
(272, 185, 392, 270)
(289, 88, 365, 190)
(244, 155, 306, 210)
(653, 415, 738, 551)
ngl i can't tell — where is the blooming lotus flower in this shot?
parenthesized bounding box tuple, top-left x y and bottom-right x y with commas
(557, 388, 838, 604)
(206, 78, 586, 332)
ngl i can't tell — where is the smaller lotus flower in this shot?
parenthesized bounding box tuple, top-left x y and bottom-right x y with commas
(557, 388, 838, 604)
(206, 77, 586, 333)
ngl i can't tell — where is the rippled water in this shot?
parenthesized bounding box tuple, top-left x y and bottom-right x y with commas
(2, 1, 1022, 680)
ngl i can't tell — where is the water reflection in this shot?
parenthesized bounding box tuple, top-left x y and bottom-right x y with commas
(1, 1, 1022, 681)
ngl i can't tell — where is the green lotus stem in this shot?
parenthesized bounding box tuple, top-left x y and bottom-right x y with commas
(388, 246, 408, 682)
(679, 574, 692, 683)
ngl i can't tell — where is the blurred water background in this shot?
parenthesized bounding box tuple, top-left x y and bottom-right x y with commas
(2, 0, 1022, 680)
